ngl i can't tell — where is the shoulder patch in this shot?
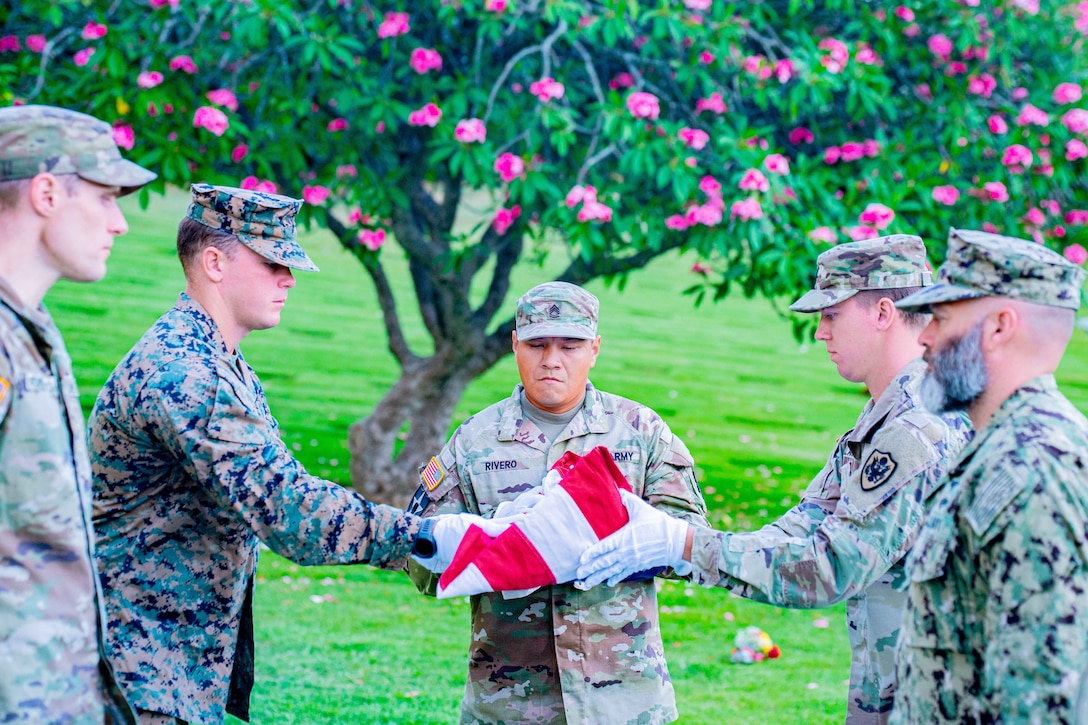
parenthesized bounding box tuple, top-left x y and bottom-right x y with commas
(421, 456, 446, 491)
(861, 450, 897, 490)
(966, 464, 1024, 538)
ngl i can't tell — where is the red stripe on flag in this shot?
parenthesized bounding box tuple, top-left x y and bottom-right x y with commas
(475, 524, 555, 590)
(560, 446, 631, 540)
(439, 524, 495, 590)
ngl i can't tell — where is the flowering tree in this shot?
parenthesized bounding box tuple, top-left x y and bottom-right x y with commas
(2, 0, 1086, 503)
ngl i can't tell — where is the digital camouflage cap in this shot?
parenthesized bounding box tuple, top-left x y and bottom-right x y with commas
(790, 234, 932, 312)
(895, 228, 1086, 312)
(516, 282, 598, 340)
(186, 183, 319, 272)
(0, 104, 156, 195)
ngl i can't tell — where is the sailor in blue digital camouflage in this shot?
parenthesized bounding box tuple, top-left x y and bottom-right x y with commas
(0, 104, 155, 723)
(890, 228, 1088, 723)
(89, 184, 436, 725)
(407, 282, 710, 725)
(577, 235, 972, 724)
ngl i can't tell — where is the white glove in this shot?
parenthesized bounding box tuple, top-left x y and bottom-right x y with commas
(574, 489, 692, 589)
(491, 468, 562, 518)
(411, 513, 514, 574)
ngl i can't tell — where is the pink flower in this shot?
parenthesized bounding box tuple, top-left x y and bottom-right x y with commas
(241, 176, 259, 190)
(1041, 199, 1061, 215)
(695, 92, 726, 115)
(577, 200, 613, 223)
(494, 152, 525, 182)
(529, 77, 565, 103)
(699, 51, 715, 65)
(255, 180, 277, 194)
(932, 185, 960, 205)
(206, 88, 238, 112)
(1012, 87, 1030, 100)
(1016, 104, 1049, 127)
(137, 71, 164, 88)
(738, 168, 769, 192)
(327, 118, 349, 132)
(928, 33, 953, 60)
(358, 228, 387, 251)
(818, 37, 849, 73)
(169, 55, 197, 73)
(839, 141, 864, 162)
(846, 225, 880, 241)
(946, 61, 968, 77)
(856, 47, 880, 66)
(377, 12, 410, 38)
(862, 139, 882, 157)
(789, 127, 814, 145)
(774, 59, 794, 83)
(565, 184, 595, 208)
(149, 0, 180, 7)
(1024, 207, 1046, 225)
(683, 0, 712, 8)
(1054, 83, 1083, 105)
(763, 153, 790, 175)
(967, 74, 997, 98)
(73, 47, 96, 67)
(1001, 144, 1034, 168)
(809, 227, 838, 244)
(454, 118, 486, 143)
(698, 176, 721, 197)
(1062, 109, 1088, 134)
(987, 115, 1009, 134)
(1067, 139, 1088, 161)
(859, 203, 894, 230)
(25, 35, 46, 53)
(111, 123, 135, 150)
(730, 198, 763, 221)
(492, 205, 521, 235)
(609, 72, 634, 90)
(626, 91, 660, 119)
(302, 185, 330, 205)
(1065, 210, 1088, 225)
(193, 106, 229, 136)
(375, 121, 385, 134)
(1013, 0, 1040, 14)
(983, 181, 1009, 202)
(337, 165, 358, 179)
(231, 144, 248, 163)
(484, 0, 508, 11)
(82, 22, 107, 40)
(678, 127, 709, 150)
(687, 203, 723, 227)
(407, 103, 442, 127)
(1064, 244, 1088, 265)
(0, 36, 20, 52)
(744, 55, 772, 80)
(824, 146, 842, 164)
(409, 48, 442, 74)
(666, 215, 690, 230)
(894, 6, 915, 21)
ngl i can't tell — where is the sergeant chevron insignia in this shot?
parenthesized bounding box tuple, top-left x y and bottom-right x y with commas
(861, 449, 896, 490)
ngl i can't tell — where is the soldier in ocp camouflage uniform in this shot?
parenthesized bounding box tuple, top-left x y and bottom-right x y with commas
(0, 105, 155, 723)
(89, 185, 444, 725)
(407, 282, 709, 725)
(577, 236, 972, 724)
(891, 228, 1088, 723)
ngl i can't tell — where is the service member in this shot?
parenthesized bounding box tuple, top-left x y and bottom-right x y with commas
(0, 105, 155, 723)
(890, 228, 1088, 722)
(408, 281, 709, 725)
(577, 236, 972, 723)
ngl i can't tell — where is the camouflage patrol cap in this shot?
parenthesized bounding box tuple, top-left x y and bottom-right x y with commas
(186, 183, 318, 272)
(790, 234, 932, 312)
(515, 282, 598, 340)
(896, 228, 1086, 313)
(0, 104, 156, 195)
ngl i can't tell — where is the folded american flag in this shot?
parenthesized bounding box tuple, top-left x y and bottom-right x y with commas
(436, 446, 632, 599)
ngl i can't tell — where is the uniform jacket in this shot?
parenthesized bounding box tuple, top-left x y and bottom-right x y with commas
(89, 293, 419, 725)
(892, 375, 1088, 723)
(408, 383, 708, 725)
(689, 360, 971, 724)
(0, 280, 134, 724)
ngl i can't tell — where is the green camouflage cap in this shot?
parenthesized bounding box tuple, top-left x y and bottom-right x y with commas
(186, 184, 318, 272)
(790, 234, 932, 312)
(895, 228, 1086, 313)
(0, 104, 156, 195)
(516, 282, 598, 340)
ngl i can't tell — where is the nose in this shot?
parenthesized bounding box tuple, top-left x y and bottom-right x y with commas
(917, 318, 936, 349)
(280, 267, 296, 288)
(540, 344, 561, 367)
(814, 317, 830, 341)
(109, 204, 129, 236)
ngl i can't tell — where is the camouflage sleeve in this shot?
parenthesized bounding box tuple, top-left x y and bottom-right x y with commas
(690, 421, 936, 607)
(405, 438, 470, 596)
(143, 358, 419, 570)
(642, 419, 709, 527)
(977, 462, 1088, 717)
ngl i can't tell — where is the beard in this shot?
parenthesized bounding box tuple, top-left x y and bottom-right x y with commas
(920, 320, 988, 414)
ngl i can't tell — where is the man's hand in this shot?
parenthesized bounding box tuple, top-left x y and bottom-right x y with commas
(490, 468, 562, 518)
(574, 489, 692, 589)
(411, 513, 514, 574)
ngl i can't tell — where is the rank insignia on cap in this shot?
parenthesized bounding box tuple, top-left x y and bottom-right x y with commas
(861, 450, 896, 490)
(421, 456, 446, 491)
(547, 303, 561, 319)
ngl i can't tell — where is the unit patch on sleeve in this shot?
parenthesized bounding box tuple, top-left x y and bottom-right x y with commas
(421, 456, 446, 491)
(861, 450, 897, 490)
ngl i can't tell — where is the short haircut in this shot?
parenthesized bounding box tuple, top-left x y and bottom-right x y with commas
(176, 217, 240, 274)
(853, 287, 929, 328)
(0, 174, 79, 212)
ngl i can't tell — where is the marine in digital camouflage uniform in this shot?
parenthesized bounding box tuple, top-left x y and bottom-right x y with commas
(0, 105, 155, 724)
(407, 282, 709, 725)
(89, 185, 421, 725)
(891, 228, 1088, 723)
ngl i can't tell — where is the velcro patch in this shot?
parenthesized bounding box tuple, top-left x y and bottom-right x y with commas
(967, 465, 1023, 538)
(421, 456, 446, 491)
(861, 450, 897, 491)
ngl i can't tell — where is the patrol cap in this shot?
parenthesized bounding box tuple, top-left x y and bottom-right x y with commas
(895, 228, 1086, 313)
(185, 183, 318, 272)
(0, 104, 156, 195)
(515, 282, 598, 340)
(790, 234, 932, 312)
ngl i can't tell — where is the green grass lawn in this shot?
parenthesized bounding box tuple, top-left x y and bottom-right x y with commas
(48, 191, 1088, 723)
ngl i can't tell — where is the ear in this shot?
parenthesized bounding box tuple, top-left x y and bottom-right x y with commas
(201, 246, 228, 283)
(873, 297, 898, 331)
(982, 305, 1019, 351)
(511, 330, 519, 355)
(588, 336, 601, 367)
(26, 173, 62, 217)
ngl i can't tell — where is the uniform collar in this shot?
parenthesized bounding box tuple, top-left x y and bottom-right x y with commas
(497, 381, 608, 444)
(174, 291, 233, 358)
(848, 358, 927, 443)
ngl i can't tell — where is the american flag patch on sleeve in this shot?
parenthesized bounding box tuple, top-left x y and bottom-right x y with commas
(421, 456, 446, 491)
